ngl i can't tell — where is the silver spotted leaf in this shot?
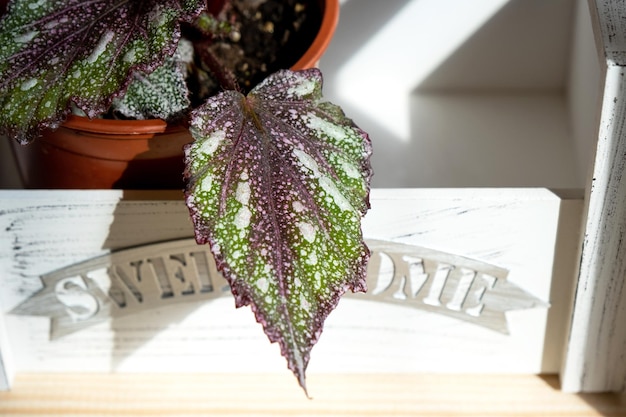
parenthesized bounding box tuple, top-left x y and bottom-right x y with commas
(111, 41, 191, 121)
(184, 68, 372, 394)
(0, 0, 204, 143)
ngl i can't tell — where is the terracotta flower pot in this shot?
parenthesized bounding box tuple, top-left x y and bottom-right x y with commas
(10, 0, 339, 189)
(11, 118, 189, 189)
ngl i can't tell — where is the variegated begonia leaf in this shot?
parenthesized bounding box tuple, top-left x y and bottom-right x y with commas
(184, 68, 372, 394)
(111, 40, 192, 121)
(0, 0, 204, 143)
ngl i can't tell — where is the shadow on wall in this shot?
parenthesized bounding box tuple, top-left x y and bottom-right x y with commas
(100, 194, 286, 374)
(320, 0, 581, 188)
(0, 136, 23, 189)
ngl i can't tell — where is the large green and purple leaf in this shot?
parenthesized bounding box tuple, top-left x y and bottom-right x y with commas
(184, 69, 372, 394)
(0, 0, 204, 143)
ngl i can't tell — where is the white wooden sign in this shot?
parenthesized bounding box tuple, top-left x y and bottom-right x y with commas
(0, 189, 582, 390)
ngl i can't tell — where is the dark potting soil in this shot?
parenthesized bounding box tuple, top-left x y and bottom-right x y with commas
(107, 0, 321, 118)
(193, 0, 321, 100)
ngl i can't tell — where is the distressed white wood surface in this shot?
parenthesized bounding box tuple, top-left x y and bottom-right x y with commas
(0, 0, 602, 394)
(563, 69, 626, 392)
(0, 303, 10, 391)
(0, 189, 581, 390)
(588, 0, 626, 66)
(560, 0, 626, 394)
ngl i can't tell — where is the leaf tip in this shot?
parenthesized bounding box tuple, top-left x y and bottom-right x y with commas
(290, 349, 311, 398)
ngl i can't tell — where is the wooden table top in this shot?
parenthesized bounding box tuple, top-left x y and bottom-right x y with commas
(1, 373, 625, 416)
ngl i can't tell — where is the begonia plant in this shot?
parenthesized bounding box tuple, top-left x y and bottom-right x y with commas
(0, 0, 372, 395)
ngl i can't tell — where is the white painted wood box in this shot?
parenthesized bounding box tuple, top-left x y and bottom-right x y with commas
(1, 0, 624, 394)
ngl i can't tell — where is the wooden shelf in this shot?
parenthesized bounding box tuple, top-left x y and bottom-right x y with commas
(1, 374, 625, 416)
(2, 0, 626, 400)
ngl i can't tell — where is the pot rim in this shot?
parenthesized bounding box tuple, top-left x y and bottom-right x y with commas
(62, 114, 169, 135)
(292, 0, 339, 71)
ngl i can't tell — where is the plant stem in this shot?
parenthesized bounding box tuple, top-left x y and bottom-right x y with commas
(194, 40, 241, 92)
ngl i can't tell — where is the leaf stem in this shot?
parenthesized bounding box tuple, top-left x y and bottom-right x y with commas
(241, 96, 264, 131)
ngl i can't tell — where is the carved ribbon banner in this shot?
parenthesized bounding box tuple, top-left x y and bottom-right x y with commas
(11, 238, 548, 339)
(360, 240, 548, 334)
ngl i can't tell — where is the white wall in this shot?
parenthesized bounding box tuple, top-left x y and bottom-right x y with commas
(567, 0, 603, 187)
(320, 0, 590, 189)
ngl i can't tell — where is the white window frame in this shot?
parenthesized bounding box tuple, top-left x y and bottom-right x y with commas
(561, 0, 626, 393)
